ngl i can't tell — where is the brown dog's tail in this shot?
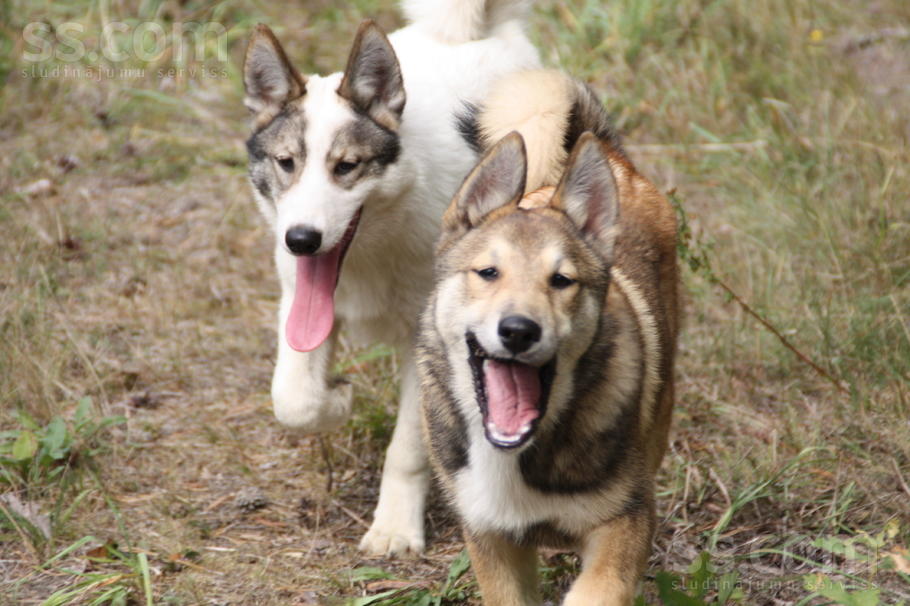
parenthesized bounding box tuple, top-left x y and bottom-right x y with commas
(468, 70, 623, 192)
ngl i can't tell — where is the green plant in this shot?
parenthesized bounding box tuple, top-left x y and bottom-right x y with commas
(746, 522, 910, 606)
(650, 552, 744, 606)
(671, 192, 848, 395)
(345, 549, 474, 605)
(800, 575, 882, 606)
(37, 537, 155, 606)
(0, 397, 125, 487)
(0, 397, 125, 558)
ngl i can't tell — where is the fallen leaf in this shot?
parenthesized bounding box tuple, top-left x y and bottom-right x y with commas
(0, 493, 50, 539)
(115, 493, 157, 504)
(365, 580, 429, 592)
(884, 548, 910, 574)
(16, 179, 54, 197)
(86, 540, 117, 559)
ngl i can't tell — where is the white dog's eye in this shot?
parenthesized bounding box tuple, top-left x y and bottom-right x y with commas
(275, 155, 294, 173)
(334, 159, 360, 176)
(550, 273, 576, 289)
(474, 267, 499, 281)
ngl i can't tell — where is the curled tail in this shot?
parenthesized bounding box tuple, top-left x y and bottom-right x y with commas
(402, 0, 531, 44)
(464, 69, 622, 192)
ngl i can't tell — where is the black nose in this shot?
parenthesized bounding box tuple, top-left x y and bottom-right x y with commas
(498, 315, 541, 354)
(285, 226, 322, 256)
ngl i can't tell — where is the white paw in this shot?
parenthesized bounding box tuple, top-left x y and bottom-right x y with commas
(272, 379, 353, 432)
(359, 521, 425, 557)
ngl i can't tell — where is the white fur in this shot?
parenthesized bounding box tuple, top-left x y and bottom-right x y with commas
(275, 75, 387, 249)
(260, 0, 540, 557)
(402, 0, 531, 44)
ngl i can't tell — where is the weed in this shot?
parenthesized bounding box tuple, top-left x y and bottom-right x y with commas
(0, 397, 124, 489)
(37, 538, 155, 606)
(0, 397, 124, 561)
(344, 550, 474, 605)
(651, 552, 745, 605)
(801, 576, 883, 606)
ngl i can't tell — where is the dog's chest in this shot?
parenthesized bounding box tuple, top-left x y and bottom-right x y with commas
(452, 436, 627, 539)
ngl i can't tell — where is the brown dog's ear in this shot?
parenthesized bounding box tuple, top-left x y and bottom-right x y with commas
(243, 24, 306, 115)
(442, 132, 527, 235)
(337, 21, 406, 131)
(552, 132, 619, 252)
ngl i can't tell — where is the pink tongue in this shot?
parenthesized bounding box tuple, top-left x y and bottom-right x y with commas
(285, 246, 344, 352)
(483, 360, 542, 436)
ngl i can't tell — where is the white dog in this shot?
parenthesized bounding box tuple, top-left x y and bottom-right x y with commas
(242, 0, 540, 555)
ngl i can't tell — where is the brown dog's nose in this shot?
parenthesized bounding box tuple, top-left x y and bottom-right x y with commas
(498, 315, 541, 354)
(285, 226, 322, 256)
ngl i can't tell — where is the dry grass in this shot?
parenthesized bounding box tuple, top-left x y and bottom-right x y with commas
(0, 0, 908, 604)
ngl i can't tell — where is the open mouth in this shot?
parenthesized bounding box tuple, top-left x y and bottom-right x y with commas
(466, 333, 556, 449)
(335, 207, 362, 277)
(285, 208, 362, 352)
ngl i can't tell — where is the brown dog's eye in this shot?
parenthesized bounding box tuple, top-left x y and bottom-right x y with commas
(474, 267, 499, 281)
(550, 273, 575, 289)
(276, 156, 294, 173)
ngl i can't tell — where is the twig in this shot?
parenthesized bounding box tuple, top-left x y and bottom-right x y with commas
(169, 557, 225, 575)
(669, 192, 849, 395)
(707, 466, 732, 508)
(0, 499, 40, 563)
(317, 436, 334, 495)
(713, 275, 848, 395)
(332, 500, 370, 530)
(37, 266, 112, 409)
(681, 465, 692, 525)
(843, 27, 910, 52)
(891, 458, 910, 500)
(7, 340, 81, 400)
(202, 494, 232, 514)
(891, 294, 910, 350)
(627, 140, 768, 154)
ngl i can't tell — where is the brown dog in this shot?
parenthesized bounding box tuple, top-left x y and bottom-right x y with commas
(417, 70, 679, 605)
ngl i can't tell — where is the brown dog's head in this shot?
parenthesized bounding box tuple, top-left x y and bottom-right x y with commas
(431, 131, 620, 449)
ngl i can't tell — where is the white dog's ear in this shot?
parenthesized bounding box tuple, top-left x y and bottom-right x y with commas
(443, 132, 527, 234)
(553, 132, 619, 252)
(338, 21, 406, 131)
(243, 24, 306, 114)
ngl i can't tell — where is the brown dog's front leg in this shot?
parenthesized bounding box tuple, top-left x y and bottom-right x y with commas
(465, 531, 540, 606)
(562, 510, 655, 606)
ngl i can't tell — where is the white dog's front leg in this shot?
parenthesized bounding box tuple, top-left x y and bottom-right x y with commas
(359, 351, 430, 556)
(271, 294, 353, 432)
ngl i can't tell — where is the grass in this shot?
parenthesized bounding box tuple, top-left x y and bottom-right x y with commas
(1, 0, 909, 603)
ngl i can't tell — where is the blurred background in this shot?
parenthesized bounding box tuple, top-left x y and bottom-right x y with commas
(0, 0, 908, 604)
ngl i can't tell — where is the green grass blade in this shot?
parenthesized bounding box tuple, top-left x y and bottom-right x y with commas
(138, 551, 153, 606)
(40, 535, 96, 569)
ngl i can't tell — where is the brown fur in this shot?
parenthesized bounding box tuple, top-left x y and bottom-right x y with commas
(418, 71, 678, 605)
(465, 531, 541, 606)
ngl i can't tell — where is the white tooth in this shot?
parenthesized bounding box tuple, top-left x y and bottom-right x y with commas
(486, 423, 521, 444)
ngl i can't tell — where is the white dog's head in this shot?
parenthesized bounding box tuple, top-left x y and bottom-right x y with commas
(243, 22, 409, 351)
